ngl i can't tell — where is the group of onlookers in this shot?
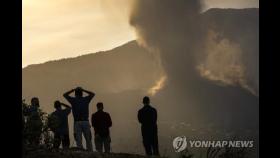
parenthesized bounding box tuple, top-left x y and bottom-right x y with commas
(23, 87, 160, 156)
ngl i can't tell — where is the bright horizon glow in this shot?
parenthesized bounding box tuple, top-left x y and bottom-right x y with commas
(22, 0, 136, 67)
(22, 0, 258, 68)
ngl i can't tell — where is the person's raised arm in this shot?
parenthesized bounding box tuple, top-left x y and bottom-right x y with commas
(81, 88, 95, 99)
(61, 102, 71, 109)
(63, 88, 75, 101)
(61, 102, 71, 114)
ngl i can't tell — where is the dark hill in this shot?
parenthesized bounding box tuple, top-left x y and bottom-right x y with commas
(22, 8, 258, 157)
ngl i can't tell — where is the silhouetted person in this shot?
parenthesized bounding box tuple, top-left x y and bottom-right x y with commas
(50, 101, 71, 149)
(23, 97, 43, 146)
(63, 87, 95, 151)
(138, 96, 159, 156)
(91, 102, 112, 153)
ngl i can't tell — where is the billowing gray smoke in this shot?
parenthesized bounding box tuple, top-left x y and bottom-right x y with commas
(129, 0, 259, 96)
(130, 0, 204, 88)
(129, 0, 259, 130)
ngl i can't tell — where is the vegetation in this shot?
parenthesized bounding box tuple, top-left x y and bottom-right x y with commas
(22, 99, 55, 151)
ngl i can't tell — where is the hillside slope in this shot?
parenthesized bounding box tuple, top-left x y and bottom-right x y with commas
(23, 40, 162, 111)
(22, 8, 259, 157)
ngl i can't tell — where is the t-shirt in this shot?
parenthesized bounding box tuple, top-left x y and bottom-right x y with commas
(91, 111, 112, 137)
(138, 105, 157, 127)
(65, 95, 93, 121)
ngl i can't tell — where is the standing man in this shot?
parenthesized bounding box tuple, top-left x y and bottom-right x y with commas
(23, 97, 43, 146)
(49, 101, 71, 149)
(138, 96, 159, 156)
(63, 87, 95, 151)
(91, 102, 112, 153)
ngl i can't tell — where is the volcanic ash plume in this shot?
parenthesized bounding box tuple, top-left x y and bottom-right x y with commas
(129, 0, 259, 96)
(197, 30, 259, 96)
(130, 0, 204, 93)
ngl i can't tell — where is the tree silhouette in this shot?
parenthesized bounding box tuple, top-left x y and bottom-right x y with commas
(22, 99, 56, 150)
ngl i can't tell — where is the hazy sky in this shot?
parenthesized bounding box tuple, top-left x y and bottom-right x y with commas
(22, 0, 259, 67)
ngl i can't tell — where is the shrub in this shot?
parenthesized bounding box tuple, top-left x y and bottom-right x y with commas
(22, 99, 55, 150)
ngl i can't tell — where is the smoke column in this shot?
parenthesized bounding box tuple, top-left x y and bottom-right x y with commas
(129, 0, 259, 96)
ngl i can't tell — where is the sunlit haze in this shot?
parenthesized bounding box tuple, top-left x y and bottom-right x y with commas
(22, 0, 258, 67)
(23, 1, 259, 156)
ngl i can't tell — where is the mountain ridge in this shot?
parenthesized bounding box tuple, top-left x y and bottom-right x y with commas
(22, 8, 259, 157)
(23, 40, 138, 69)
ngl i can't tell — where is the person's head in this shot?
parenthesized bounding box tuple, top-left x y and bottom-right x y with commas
(54, 100, 61, 110)
(75, 87, 83, 97)
(96, 102, 104, 111)
(142, 96, 150, 105)
(31, 97, 39, 107)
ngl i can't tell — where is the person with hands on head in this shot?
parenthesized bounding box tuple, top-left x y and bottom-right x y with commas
(63, 87, 95, 151)
(50, 100, 71, 149)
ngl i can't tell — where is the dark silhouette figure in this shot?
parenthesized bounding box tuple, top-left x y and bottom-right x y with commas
(63, 87, 95, 151)
(91, 102, 112, 153)
(23, 97, 43, 146)
(50, 101, 71, 149)
(138, 96, 159, 156)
